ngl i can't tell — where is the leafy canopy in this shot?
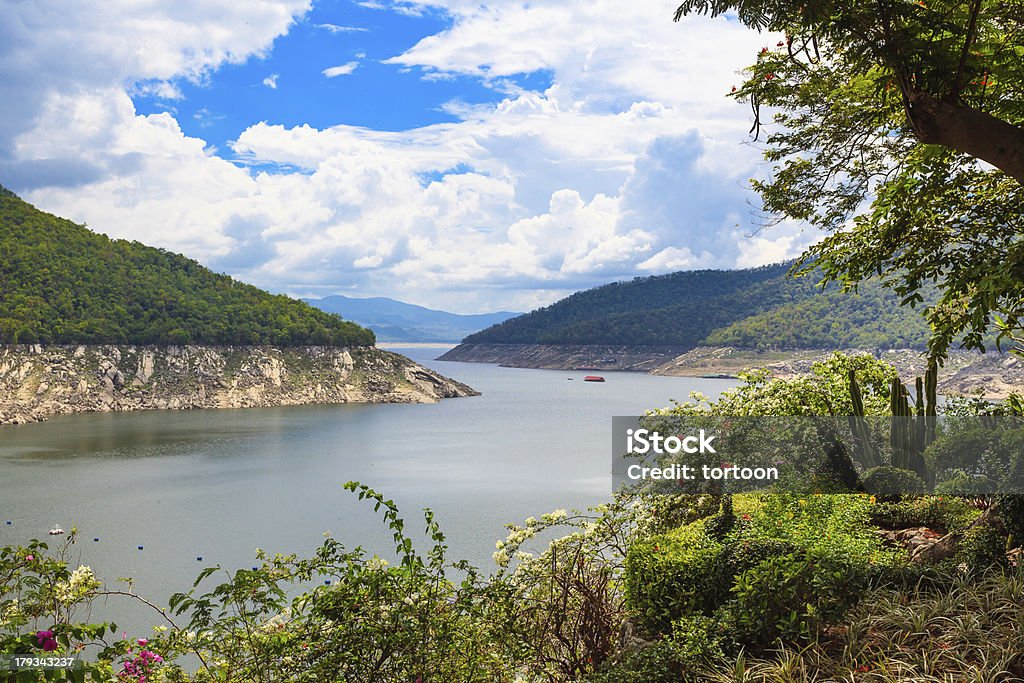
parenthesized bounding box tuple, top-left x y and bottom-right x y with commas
(675, 0, 1024, 358)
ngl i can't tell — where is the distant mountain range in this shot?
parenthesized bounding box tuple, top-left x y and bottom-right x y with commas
(461, 263, 941, 351)
(304, 295, 521, 343)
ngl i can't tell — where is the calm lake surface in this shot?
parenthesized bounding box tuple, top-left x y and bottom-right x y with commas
(0, 346, 736, 633)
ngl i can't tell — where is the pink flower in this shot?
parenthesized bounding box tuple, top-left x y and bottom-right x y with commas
(36, 630, 57, 651)
(25, 555, 34, 561)
(137, 639, 148, 646)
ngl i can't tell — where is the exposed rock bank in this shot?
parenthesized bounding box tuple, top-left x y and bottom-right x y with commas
(437, 343, 686, 372)
(0, 344, 477, 425)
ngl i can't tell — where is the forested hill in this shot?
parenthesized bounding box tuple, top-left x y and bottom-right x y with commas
(463, 263, 934, 350)
(0, 186, 374, 347)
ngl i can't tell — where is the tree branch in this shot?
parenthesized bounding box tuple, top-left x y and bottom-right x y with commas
(905, 91, 1024, 184)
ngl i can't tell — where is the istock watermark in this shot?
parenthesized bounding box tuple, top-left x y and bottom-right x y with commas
(610, 414, 1024, 496)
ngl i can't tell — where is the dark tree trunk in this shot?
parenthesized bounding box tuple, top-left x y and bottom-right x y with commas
(906, 91, 1024, 185)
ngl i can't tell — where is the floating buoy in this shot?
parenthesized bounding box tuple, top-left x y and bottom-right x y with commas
(94, 538, 99, 542)
(196, 557, 203, 561)
(324, 580, 331, 585)
(5, 520, 11, 525)
(137, 546, 144, 550)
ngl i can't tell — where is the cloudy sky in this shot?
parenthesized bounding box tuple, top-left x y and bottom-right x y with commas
(0, 0, 811, 313)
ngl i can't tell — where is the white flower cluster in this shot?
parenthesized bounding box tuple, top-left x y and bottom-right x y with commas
(365, 556, 390, 571)
(259, 611, 290, 633)
(55, 565, 100, 604)
(493, 521, 542, 567)
(541, 509, 568, 524)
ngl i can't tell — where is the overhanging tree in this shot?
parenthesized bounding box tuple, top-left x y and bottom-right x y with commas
(674, 0, 1024, 358)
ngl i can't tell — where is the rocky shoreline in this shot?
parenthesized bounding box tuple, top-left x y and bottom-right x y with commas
(440, 343, 1023, 398)
(437, 343, 686, 372)
(0, 344, 478, 425)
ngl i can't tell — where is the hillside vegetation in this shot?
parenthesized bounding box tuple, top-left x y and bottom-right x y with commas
(0, 185, 374, 347)
(464, 262, 935, 350)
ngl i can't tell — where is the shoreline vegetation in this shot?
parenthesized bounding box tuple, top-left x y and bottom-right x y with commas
(3, 353, 1022, 681)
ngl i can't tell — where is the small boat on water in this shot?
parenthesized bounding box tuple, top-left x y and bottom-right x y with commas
(583, 375, 605, 382)
(48, 524, 65, 535)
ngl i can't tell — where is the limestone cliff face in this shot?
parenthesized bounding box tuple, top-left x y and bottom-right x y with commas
(0, 345, 477, 425)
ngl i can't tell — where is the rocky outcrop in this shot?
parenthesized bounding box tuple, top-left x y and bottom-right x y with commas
(0, 345, 477, 425)
(438, 343, 686, 372)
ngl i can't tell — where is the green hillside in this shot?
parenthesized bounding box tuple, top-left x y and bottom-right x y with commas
(464, 263, 935, 350)
(704, 279, 936, 350)
(0, 186, 374, 347)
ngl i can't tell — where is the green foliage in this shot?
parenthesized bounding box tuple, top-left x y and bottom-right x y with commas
(862, 466, 927, 502)
(464, 262, 942, 350)
(704, 278, 946, 350)
(704, 495, 735, 541)
(957, 520, 1012, 571)
(667, 351, 898, 417)
(724, 549, 862, 647)
(674, 1, 1024, 357)
(158, 482, 514, 682)
(685, 568, 1024, 680)
(869, 495, 981, 534)
(585, 616, 725, 683)
(626, 493, 901, 640)
(0, 533, 146, 682)
(928, 420, 1024, 496)
(624, 521, 728, 634)
(0, 188, 374, 347)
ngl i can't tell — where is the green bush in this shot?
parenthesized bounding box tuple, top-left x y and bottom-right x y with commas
(934, 471, 997, 496)
(720, 538, 798, 576)
(624, 521, 727, 634)
(862, 466, 926, 502)
(869, 495, 980, 533)
(957, 518, 1012, 571)
(722, 549, 864, 647)
(585, 616, 725, 683)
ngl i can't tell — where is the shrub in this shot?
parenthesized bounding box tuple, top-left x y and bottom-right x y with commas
(870, 495, 980, 533)
(585, 615, 725, 683)
(722, 549, 864, 647)
(624, 521, 728, 634)
(644, 493, 720, 534)
(720, 538, 798, 576)
(957, 519, 1012, 571)
(934, 471, 997, 496)
(862, 465, 926, 502)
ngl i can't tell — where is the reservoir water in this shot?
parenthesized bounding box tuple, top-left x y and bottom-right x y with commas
(0, 346, 736, 634)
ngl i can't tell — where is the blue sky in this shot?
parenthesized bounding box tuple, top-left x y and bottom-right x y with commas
(0, 0, 806, 313)
(133, 2, 553, 149)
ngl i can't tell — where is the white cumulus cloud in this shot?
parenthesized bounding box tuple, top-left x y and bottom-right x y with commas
(322, 62, 359, 78)
(0, 0, 805, 312)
